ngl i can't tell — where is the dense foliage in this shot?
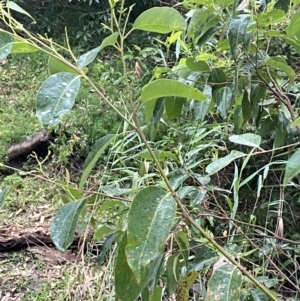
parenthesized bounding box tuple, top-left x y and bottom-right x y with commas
(2, 0, 300, 300)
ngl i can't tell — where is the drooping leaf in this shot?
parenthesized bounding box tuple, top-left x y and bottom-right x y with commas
(142, 79, 207, 103)
(283, 148, 300, 185)
(206, 263, 243, 301)
(6, 1, 35, 22)
(215, 87, 232, 119)
(206, 150, 245, 174)
(228, 14, 252, 58)
(50, 199, 87, 251)
(11, 42, 38, 53)
(144, 99, 157, 123)
(166, 254, 180, 294)
(165, 97, 185, 119)
(0, 31, 14, 61)
(80, 134, 116, 190)
(98, 232, 118, 265)
(115, 233, 150, 300)
(229, 133, 261, 148)
(126, 186, 176, 281)
(193, 84, 212, 120)
(133, 7, 186, 34)
(36, 72, 81, 128)
(48, 56, 81, 75)
(0, 186, 11, 207)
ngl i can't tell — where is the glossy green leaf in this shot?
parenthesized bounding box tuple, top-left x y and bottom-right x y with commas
(80, 134, 116, 190)
(165, 97, 185, 119)
(206, 150, 245, 175)
(169, 169, 189, 190)
(0, 31, 14, 61)
(138, 149, 177, 161)
(115, 233, 150, 300)
(0, 186, 11, 207)
(186, 57, 210, 72)
(193, 84, 212, 120)
(142, 79, 207, 103)
(11, 42, 38, 53)
(7, 1, 35, 22)
(48, 56, 81, 75)
(50, 199, 87, 251)
(228, 14, 252, 58)
(283, 148, 300, 185)
(99, 32, 118, 51)
(286, 10, 300, 36)
(77, 47, 100, 68)
(36, 72, 81, 128)
(264, 56, 295, 85)
(229, 133, 261, 148)
(133, 7, 186, 34)
(126, 186, 176, 281)
(215, 87, 232, 119)
(206, 264, 243, 301)
(166, 254, 180, 294)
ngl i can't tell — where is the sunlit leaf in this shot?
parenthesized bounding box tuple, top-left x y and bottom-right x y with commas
(142, 79, 207, 103)
(11, 42, 38, 53)
(133, 7, 186, 34)
(138, 149, 177, 161)
(126, 186, 176, 281)
(283, 148, 300, 185)
(229, 133, 261, 148)
(50, 199, 87, 251)
(7, 1, 35, 22)
(77, 47, 100, 68)
(36, 72, 81, 128)
(206, 151, 245, 174)
(286, 10, 300, 36)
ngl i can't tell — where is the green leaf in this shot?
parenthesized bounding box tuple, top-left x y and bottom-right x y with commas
(209, 68, 227, 85)
(98, 232, 118, 265)
(193, 84, 212, 120)
(166, 254, 180, 294)
(229, 133, 261, 148)
(215, 87, 232, 119)
(257, 9, 285, 27)
(286, 10, 300, 36)
(0, 31, 14, 61)
(138, 149, 177, 161)
(0, 186, 11, 207)
(77, 47, 100, 68)
(115, 233, 150, 300)
(7, 1, 35, 22)
(133, 7, 186, 34)
(176, 271, 199, 301)
(48, 56, 81, 75)
(206, 263, 243, 301)
(80, 134, 116, 190)
(228, 14, 252, 58)
(144, 99, 157, 123)
(206, 150, 245, 175)
(126, 186, 176, 281)
(165, 97, 185, 119)
(250, 289, 270, 301)
(36, 72, 81, 128)
(264, 56, 295, 85)
(95, 225, 114, 240)
(291, 117, 300, 128)
(11, 42, 38, 53)
(283, 148, 300, 185)
(99, 32, 118, 51)
(142, 79, 207, 103)
(50, 199, 87, 251)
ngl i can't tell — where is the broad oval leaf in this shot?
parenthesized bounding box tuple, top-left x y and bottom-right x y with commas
(283, 148, 300, 185)
(0, 31, 14, 61)
(206, 262, 243, 301)
(99, 32, 118, 51)
(228, 14, 252, 58)
(77, 47, 100, 68)
(36, 72, 81, 129)
(80, 134, 116, 190)
(50, 199, 87, 251)
(48, 56, 81, 75)
(133, 7, 186, 34)
(229, 133, 261, 148)
(116, 233, 151, 300)
(126, 186, 176, 281)
(206, 150, 245, 174)
(142, 79, 207, 103)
